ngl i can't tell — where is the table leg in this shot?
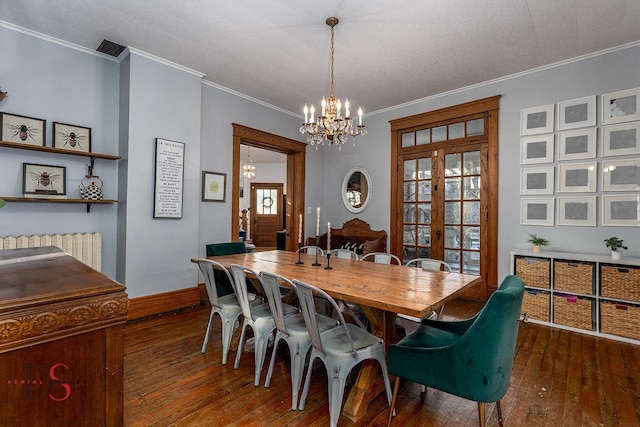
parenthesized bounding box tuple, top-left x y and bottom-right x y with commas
(342, 306, 396, 421)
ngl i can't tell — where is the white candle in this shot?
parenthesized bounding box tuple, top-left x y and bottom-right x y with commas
(298, 214, 303, 244)
(303, 104, 309, 123)
(344, 99, 350, 118)
(327, 222, 331, 252)
(316, 207, 320, 236)
(358, 107, 363, 126)
(321, 98, 326, 117)
(309, 105, 315, 123)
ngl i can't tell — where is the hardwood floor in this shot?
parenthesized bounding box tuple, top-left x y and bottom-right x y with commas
(123, 299, 640, 426)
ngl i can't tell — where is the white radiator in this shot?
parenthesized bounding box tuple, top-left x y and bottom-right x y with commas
(0, 232, 102, 271)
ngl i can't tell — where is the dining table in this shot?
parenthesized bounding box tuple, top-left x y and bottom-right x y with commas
(191, 250, 481, 422)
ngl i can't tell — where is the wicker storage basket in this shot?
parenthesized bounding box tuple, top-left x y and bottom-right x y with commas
(521, 289, 550, 322)
(600, 301, 640, 341)
(515, 257, 550, 289)
(600, 264, 640, 302)
(552, 294, 594, 331)
(553, 260, 595, 295)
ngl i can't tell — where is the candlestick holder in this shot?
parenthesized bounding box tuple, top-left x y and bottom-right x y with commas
(296, 242, 303, 264)
(312, 236, 321, 266)
(324, 253, 333, 270)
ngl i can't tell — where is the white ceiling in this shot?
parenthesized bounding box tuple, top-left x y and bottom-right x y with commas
(2, 0, 640, 118)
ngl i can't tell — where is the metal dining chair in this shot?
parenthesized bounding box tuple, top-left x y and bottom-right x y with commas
(293, 279, 393, 427)
(197, 259, 259, 364)
(296, 245, 325, 256)
(361, 252, 402, 265)
(230, 264, 298, 386)
(328, 248, 360, 260)
(403, 257, 453, 320)
(260, 272, 338, 410)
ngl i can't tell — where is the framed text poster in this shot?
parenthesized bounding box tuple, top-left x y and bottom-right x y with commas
(153, 138, 185, 218)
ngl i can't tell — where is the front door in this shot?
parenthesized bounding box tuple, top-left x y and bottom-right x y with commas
(250, 182, 283, 248)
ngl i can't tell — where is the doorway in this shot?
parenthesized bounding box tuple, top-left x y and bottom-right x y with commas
(250, 182, 283, 247)
(231, 124, 307, 251)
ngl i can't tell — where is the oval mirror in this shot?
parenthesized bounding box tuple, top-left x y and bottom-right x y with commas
(342, 167, 372, 213)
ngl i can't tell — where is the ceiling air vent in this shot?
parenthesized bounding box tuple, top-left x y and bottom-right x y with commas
(97, 39, 126, 57)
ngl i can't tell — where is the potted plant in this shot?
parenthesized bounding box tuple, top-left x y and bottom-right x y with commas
(604, 237, 627, 260)
(527, 233, 549, 253)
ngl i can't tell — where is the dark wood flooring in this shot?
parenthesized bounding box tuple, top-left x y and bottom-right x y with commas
(123, 299, 640, 426)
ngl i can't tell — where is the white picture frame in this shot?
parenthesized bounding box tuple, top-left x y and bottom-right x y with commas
(557, 95, 596, 130)
(601, 87, 640, 125)
(557, 196, 596, 226)
(557, 128, 597, 161)
(602, 195, 640, 226)
(520, 104, 555, 136)
(520, 166, 554, 195)
(557, 162, 597, 193)
(520, 134, 554, 164)
(602, 158, 640, 191)
(521, 198, 554, 226)
(601, 122, 640, 157)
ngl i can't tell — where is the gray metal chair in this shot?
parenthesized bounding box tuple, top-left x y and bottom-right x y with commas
(230, 264, 298, 386)
(260, 272, 338, 410)
(402, 258, 453, 325)
(297, 245, 325, 256)
(329, 248, 360, 260)
(361, 252, 402, 265)
(197, 259, 250, 364)
(293, 279, 393, 427)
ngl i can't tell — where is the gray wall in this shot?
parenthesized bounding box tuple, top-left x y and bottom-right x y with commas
(2, 22, 640, 297)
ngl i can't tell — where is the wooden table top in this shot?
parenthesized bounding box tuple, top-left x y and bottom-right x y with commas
(193, 250, 480, 318)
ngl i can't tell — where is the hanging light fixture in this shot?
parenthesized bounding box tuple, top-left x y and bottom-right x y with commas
(299, 17, 366, 149)
(242, 146, 257, 179)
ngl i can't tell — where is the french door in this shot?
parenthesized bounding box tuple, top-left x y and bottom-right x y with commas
(390, 96, 500, 299)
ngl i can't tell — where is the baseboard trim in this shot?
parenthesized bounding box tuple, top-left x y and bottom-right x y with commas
(128, 286, 202, 321)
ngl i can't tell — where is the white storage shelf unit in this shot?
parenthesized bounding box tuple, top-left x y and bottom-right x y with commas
(511, 250, 640, 344)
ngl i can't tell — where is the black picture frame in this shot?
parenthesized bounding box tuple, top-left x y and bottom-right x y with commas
(53, 121, 92, 152)
(153, 138, 185, 218)
(23, 162, 66, 197)
(1, 112, 46, 146)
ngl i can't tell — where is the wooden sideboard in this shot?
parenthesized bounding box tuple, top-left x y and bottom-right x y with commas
(0, 246, 128, 426)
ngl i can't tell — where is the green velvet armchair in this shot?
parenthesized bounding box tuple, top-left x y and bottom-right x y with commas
(387, 274, 525, 426)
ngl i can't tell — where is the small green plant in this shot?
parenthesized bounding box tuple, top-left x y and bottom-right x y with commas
(527, 233, 549, 246)
(0, 198, 5, 208)
(604, 237, 627, 252)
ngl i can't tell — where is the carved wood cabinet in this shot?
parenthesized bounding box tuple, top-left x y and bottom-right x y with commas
(0, 246, 128, 426)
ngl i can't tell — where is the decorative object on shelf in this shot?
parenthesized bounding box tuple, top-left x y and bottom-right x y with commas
(0, 112, 46, 147)
(53, 121, 91, 152)
(22, 162, 66, 198)
(299, 17, 366, 149)
(80, 176, 104, 200)
(527, 233, 549, 253)
(0, 199, 5, 208)
(241, 146, 256, 179)
(0, 86, 7, 102)
(604, 236, 628, 260)
(154, 138, 185, 219)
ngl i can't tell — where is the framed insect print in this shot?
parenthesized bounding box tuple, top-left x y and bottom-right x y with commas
(0, 112, 46, 146)
(601, 87, 640, 125)
(22, 163, 66, 197)
(520, 104, 554, 136)
(53, 122, 91, 153)
(557, 95, 596, 130)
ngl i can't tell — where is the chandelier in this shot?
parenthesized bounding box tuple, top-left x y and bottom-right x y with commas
(300, 17, 366, 149)
(242, 146, 257, 179)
